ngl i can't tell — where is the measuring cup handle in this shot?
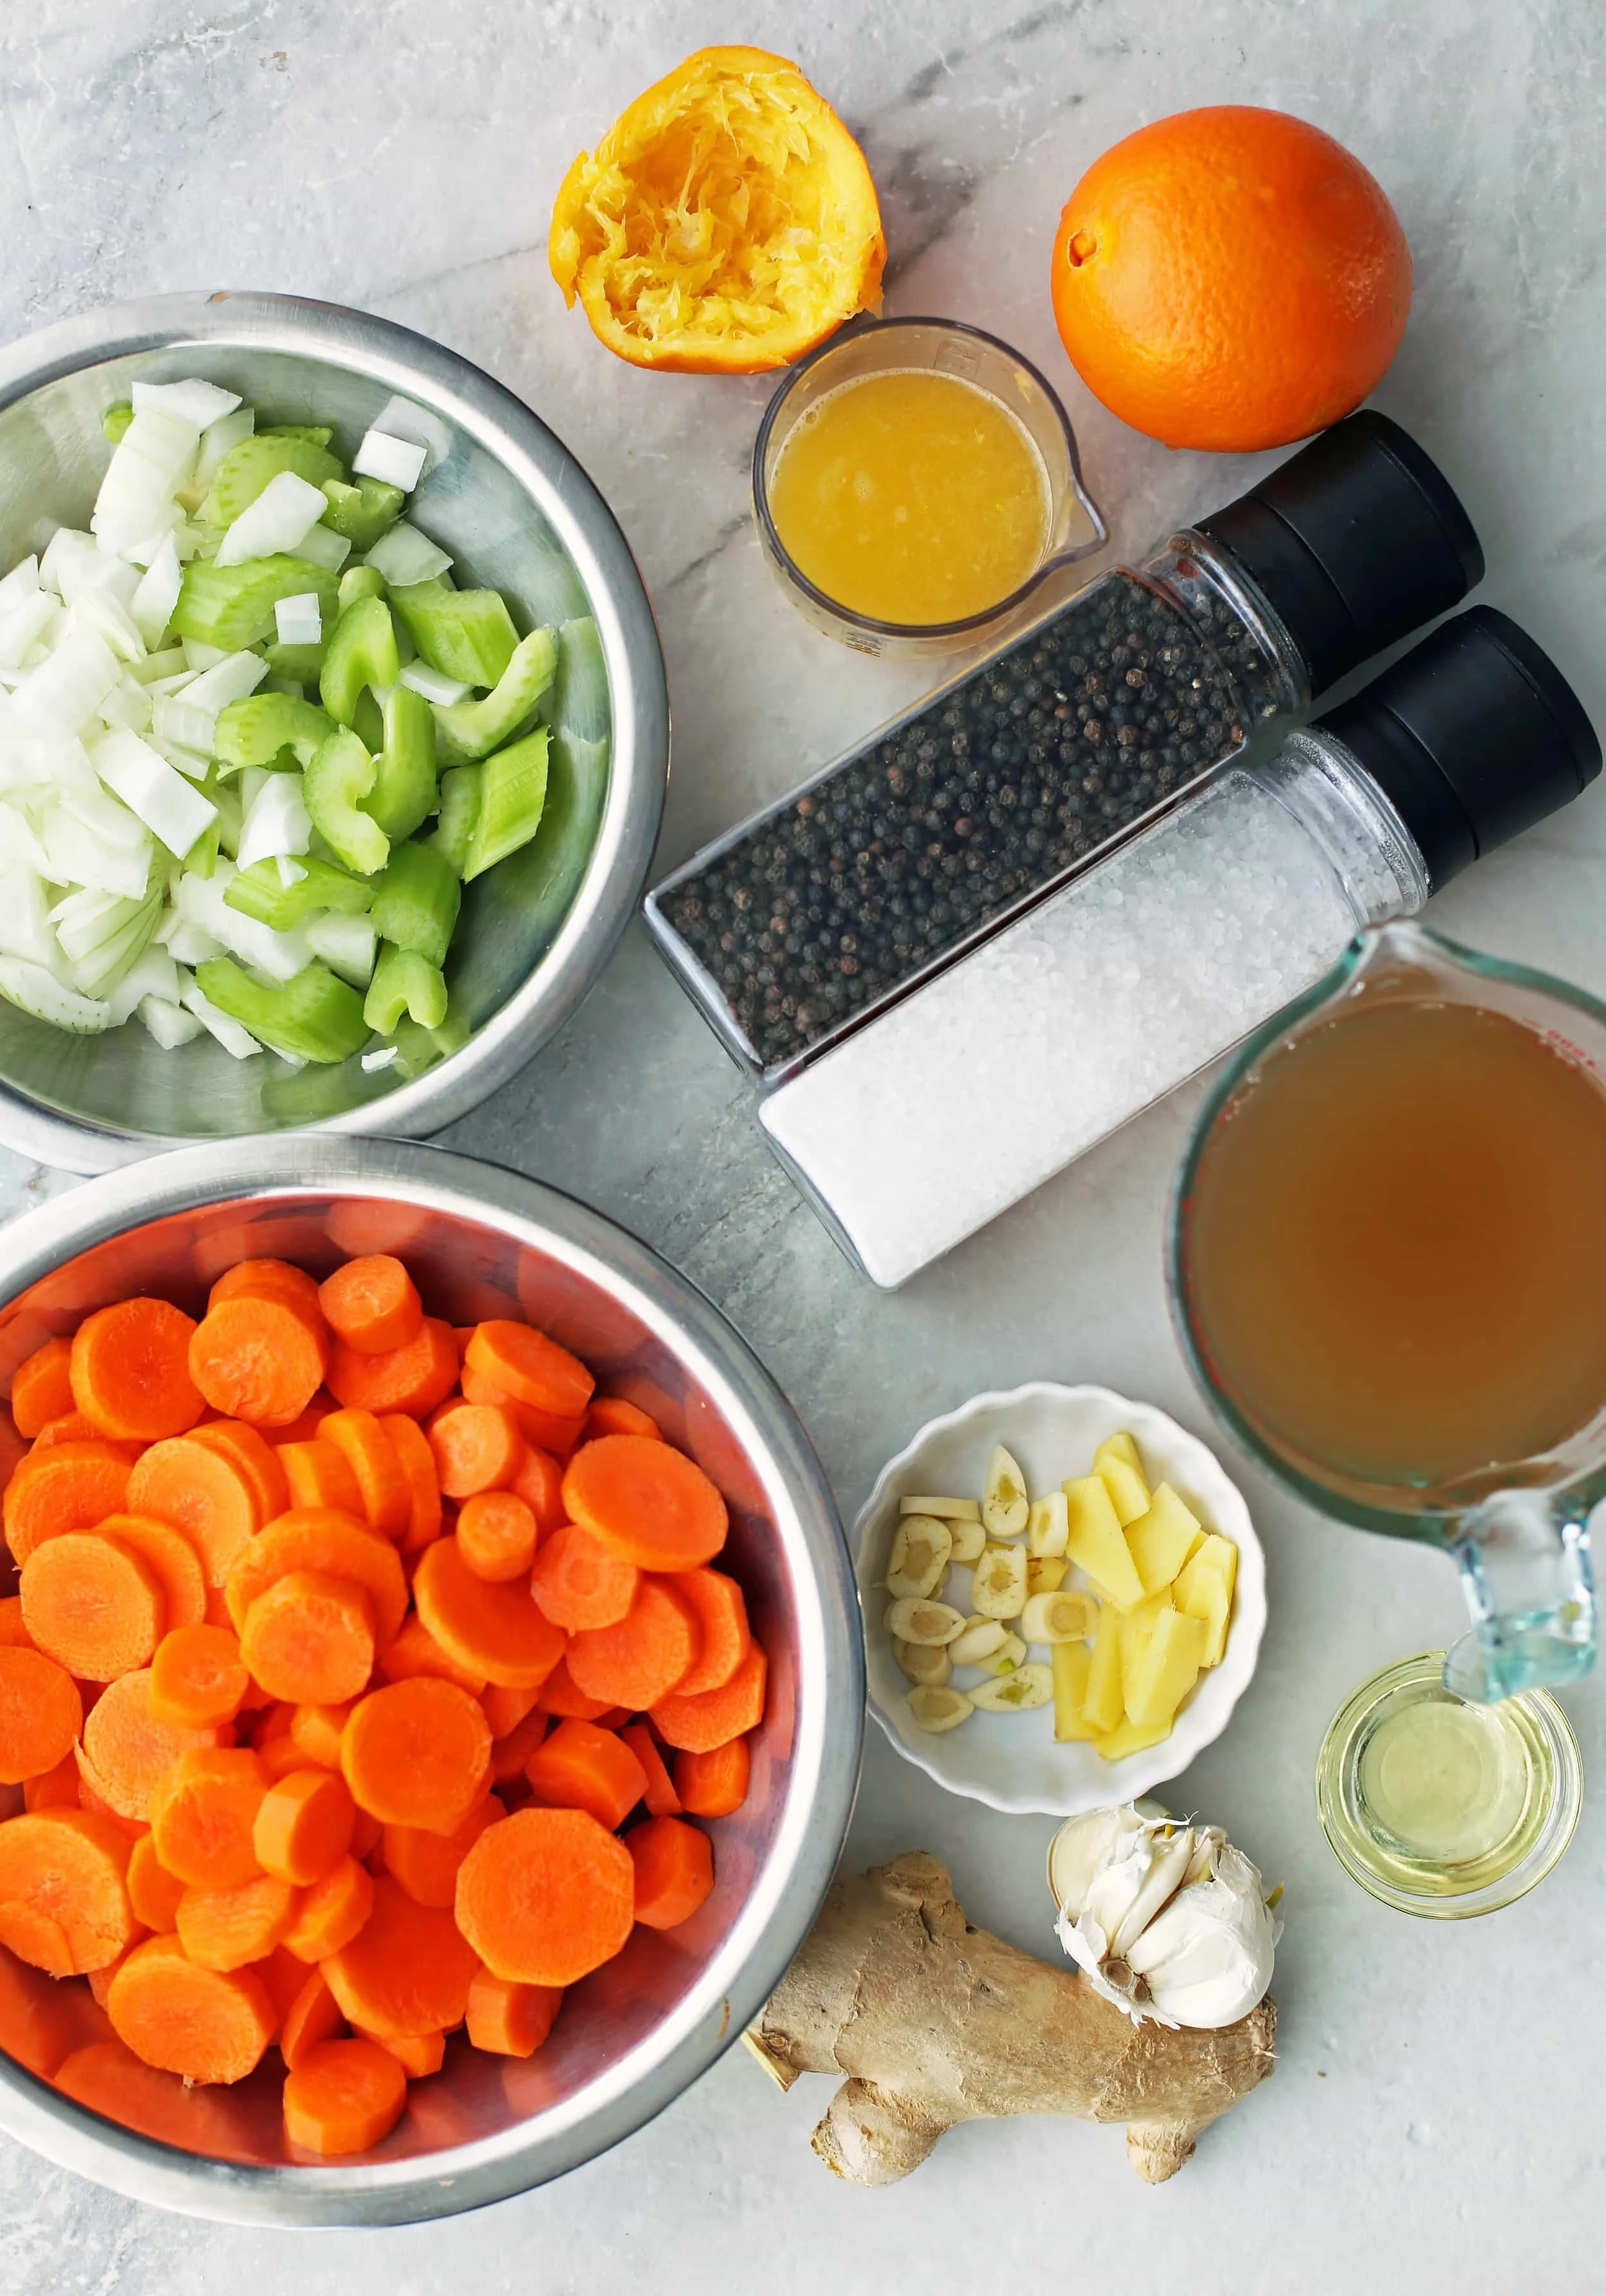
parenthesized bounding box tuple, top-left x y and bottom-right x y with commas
(1446, 1492, 1597, 1702)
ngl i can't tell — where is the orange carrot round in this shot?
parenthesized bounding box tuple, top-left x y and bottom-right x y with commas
(21, 1531, 164, 1680)
(382, 1794, 500, 1910)
(340, 1677, 490, 1833)
(326, 1318, 458, 1420)
(376, 1611, 486, 1696)
(150, 1623, 249, 1728)
(620, 1721, 682, 1818)
(282, 1853, 373, 1962)
(462, 1367, 585, 1462)
(149, 1747, 268, 1889)
(11, 1338, 75, 1439)
(271, 1392, 339, 1445)
(454, 1806, 633, 1987)
(0, 1599, 30, 1651)
(175, 1871, 297, 1971)
(107, 1933, 274, 2081)
(582, 1395, 662, 1444)
(23, 1751, 82, 1813)
(283, 2034, 407, 2153)
(3, 1440, 132, 1567)
(279, 1966, 345, 2069)
(28, 1411, 126, 1452)
(628, 1813, 714, 1930)
(456, 1490, 537, 1583)
(0, 1408, 22, 1498)
(127, 1437, 259, 1589)
(70, 1298, 203, 1443)
(127, 1833, 184, 1934)
(464, 1321, 593, 1418)
(367, 2023, 445, 2078)
(318, 1257, 423, 1358)
(565, 1578, 700, 1711)
(185, 1419, 288, 1528)
(0, 1808, 134, 1974)
(464, 1970, 561, 2058)
(651, 1639, 768, 1752)
(528, 1522, 638, 1633)
(524, 1718, 646, 1831)
(674, 1736, 751, 1818)
(241, 1570, 376, 1705)
(254, 1766, 355, 1886)
(509, 1442, 565, 1535)
(276, 1438, 364, 1517)
(490, 1706, 550, 1786)
(188, 1295, 330, 1428)
(412, 1536, 566, 1691)
(427, 1402, 526, 1500)
(323, 1873, 479, 2038)
(318, 1409, 410, 1542)
(533, 1658, 613, 1722)
(225, 1508, 407, 1645)
(209, 1258, 322, 1318)
(0, 1646, 82, 1784)
(378, 1413, 441, 1550)
(94, 1513, 207, 1633)
(671, 1569, 750, 1696)
(289, 1699, 355, 1771)
(79, 1668, 231, 1823)
(561, 1436, 727, 1572)
(481, 1681, 540, 1740)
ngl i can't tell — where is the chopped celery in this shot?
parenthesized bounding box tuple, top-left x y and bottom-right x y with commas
(371, 839, 459, 967)
(204, 434, 344, 526)
(430, 763, 481, 875)
(319, 476, 405, 549)
(172, 556, 339, 650)
(364, 944, 448, 1033)
(392, 580, 518, 688)
(260, 424, 333, 447)
(464, 726, 549, 881)
(304, 727, 389, 874)
(353, 688, 385, 754)
(213, 691, 335, 773)
(305, 911, 378, 987)
(365, 683, 437, 841)
(432, 627, 557, 763)
(263, 639, 324, 684)
(196, 956, 371, 1063)
(102, 402, 135, 444)
(319, 595, 400, 727)
(339, 565, 386, 610)
(225, 853, 375, 927)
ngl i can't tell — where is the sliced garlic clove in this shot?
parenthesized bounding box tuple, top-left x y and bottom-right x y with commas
(1020, 1589, 1098, 1644)
(884, 1596, 967, 1647)
(949, 1615, 1009, 1666)
(970, 1542, 1028, 1619)
(1026, 1489, 1070, 1558)
(972, 1630, 1028, 1677)
(899, 1494, 982, 1522)
(894, 1637, 952, 1687)
(969, 1662, 1053, 1712)
(982, 1444, 1030, 1538)
(946, 1516, 987, 1564)
(907, 1685, 975, 1733)
(885, 1514, 953, 1600)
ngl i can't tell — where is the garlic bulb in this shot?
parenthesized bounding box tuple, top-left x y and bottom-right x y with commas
(1049, 1802, 1280, 2030)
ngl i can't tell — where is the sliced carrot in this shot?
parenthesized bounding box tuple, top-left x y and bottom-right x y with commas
(490, 1707, 549, 1786)
(534, 1657, 613, 1722)
(127, 1833, 184, 1933)
(225, 1509, 407, 1646)
(0, 1599, 30, 1651)
(464, 1321, 593, 1419)
(282, 1853, 372, 1962)
(209, 1259, 322, 1318)
(11, 1338, 75, 1439)
(651, 1639, 768, 1752)
(276, 1439, 364, 1518)
(23, 1752, 81, 1813)
(671, 1567, 751, 1696)
(318, 1409, 410, 1543)
(324, 1872, 479, 2038)
(0, 1409, 23, 1497)
(326, 1318, 458, 1421)
(619, 1722, 682, 1819)
(341, 1678, 490, 1833)
(0, 1946, 110, 2078)
(289, 1699, 353, 1771)
(509, 1443, 565, 1535)
(283, 2034, 406, 2153)
(27, 1411, 127, 1452)
(54, 2035, 204, 2144)
(279, 1965, 345, 2069)
(455, 1490, 537, 1583)
(3, 1441, 132, 1567)
(427, 1402, 526, 1502)
(0, 1808, 134, 1974)
(524, 1718, 646, 1831)
(565, 1578, 700, 1711)
(455, 1806, 633, 1987)
(21, 1531, 164, 1680)
(254, 1767, 355, 1887)
(253, 1941, 313, 2029)
(127, 1436, 260, 1587)
(351, 1806, 382, 1862)
(376, 1611, 485, 1696)
(378, 1414, 441, 1551)
(189, 1295, 330, 1428)
(272, 1392, 339, 1445)
(94, 1513, 206, 1632)
(242, 1570, 376, 1705)
(150, 1623, 249, 1728)
(175, 1871, 297, 1971)
(582, 1396, 662, 1445)
(0, 1646, 82, 1783)
(367, 2022, 444, 2078)
(257, 1729, 312, 1784)
(185, 1419, 288, 1528)
(70, 1298, 203, 1443)
(464, 1970, 561, 2058)
(108, 1932, 274, 2080)
(674, 1737, 750, 1819)
(318, 1257, 423, 1358)
(561, 1436, 727, 1572)
(481, 1681, 540, 1740)
(461, 1364, 586, 1461)
(412, 1536, 566, 1692)
(79, 1668, 231, 1824)
(382, 1795, 500, 1910)
(628, 1813, 714, 1930)
(529, 1522, 638, 1633)
(150, 1747, 267, 1889)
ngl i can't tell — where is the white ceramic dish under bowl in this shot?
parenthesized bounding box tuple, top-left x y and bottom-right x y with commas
(853, 1382, 1267, 1816)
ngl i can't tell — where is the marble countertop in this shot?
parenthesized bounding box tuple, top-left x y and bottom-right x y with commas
(4, 3, 1605, 2290)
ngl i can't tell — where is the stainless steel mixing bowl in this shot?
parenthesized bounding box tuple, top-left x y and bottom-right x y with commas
(0, 292, 670, 1173)
(0, 1136, 861, 2224)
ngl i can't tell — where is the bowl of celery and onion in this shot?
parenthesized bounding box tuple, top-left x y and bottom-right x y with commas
(0, 292, 669, 1170)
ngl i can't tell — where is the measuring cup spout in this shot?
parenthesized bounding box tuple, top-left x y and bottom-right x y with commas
(1446, 1491, 1596, 1702)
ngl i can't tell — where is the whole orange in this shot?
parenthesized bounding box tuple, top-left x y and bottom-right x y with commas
(1050, 105, 1411, 451)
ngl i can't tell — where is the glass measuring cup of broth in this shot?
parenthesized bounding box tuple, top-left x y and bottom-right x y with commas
(1170, 919, 1603, 1705)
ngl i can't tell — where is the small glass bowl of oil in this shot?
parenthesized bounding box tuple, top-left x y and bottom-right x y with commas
(1316, 1652, 1582, 1917)
(752, 315, 1106, 655)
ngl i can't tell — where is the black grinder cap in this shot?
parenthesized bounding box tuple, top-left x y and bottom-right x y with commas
(1314, 605, 1602, 890)
(1194, 409, 1485, 695)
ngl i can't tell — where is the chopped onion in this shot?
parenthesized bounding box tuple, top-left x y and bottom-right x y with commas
(96, 677, 154, 734)
(276, 855, 308, 887)
(173, 859, 311, 983)
(367, 394, 451, 474)
(0, 803, 53, 875)
(11, 628, 120, 734)
(93, 407, 200, 554)
(105, 942, 182, 1024)
(236, 770, 312, 868)
(274, 592, 322, 646)
(364, 521, 452, 587)
(195, 405, 255, 491)
(131, 378, 242, 431)
(154, 649, 267, 754)
(139, 994, 204, 1048)
(290, 522, 351, 573)
(306, 910, 378, 988)
(399, 660, 471, 706)
(183, 639, 230, 673)
(40, 530, 105, 603)
(0, 556, 39, 612)
(72, 587, 146, 664)
(354, 429, 428, 492)
(0, 957, 113, 1033)
(130, 535, 184, 648)
(214, 470, 330, 567)
(360, 1044, 400, 1072)
(93, 727, 218, 858)
(0, 589, 60, 672)
(180, 974, 261, 1058)
(40, 803, 151, 900)
(0, 865, 61, 970)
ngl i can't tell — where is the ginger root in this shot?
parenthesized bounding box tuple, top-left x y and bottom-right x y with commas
(752, 1849, 1275, 2184)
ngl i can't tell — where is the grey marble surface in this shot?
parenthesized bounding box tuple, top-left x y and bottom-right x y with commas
(3, 1, 1605, 2289)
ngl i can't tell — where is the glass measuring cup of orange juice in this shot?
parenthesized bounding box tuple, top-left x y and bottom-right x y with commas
(1171, 920, 1602, 1704)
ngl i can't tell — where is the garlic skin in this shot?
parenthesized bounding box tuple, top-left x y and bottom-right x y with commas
(1049, 1802, 1279, 2030)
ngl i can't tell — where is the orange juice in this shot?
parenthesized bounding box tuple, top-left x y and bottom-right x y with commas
(768, 368, 1050, 627)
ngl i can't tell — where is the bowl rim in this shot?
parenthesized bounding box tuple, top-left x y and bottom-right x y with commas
(852, 1379, 1267, 1816)
(0, 289, 671, 1175)
(0, 1135, 861, 2224)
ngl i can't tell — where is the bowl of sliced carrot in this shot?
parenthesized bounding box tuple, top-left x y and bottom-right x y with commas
(0, 1135, 860, 2224)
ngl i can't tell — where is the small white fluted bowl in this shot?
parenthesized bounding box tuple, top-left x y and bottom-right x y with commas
(854, 1382, 1266, 1816)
